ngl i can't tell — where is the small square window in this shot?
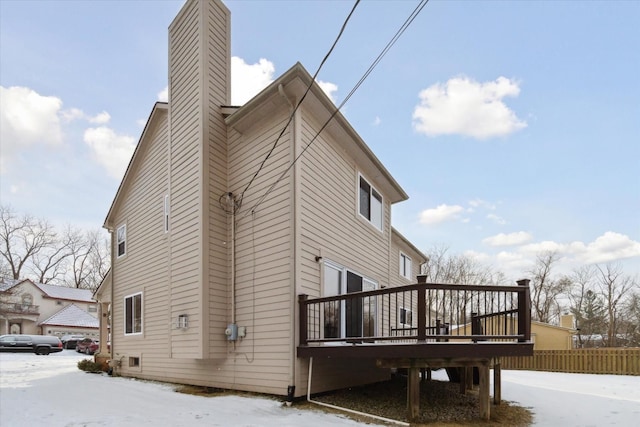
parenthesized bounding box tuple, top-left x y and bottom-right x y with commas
(400, 307, 413, 326)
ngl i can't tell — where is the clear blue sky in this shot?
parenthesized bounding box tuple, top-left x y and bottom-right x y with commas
(1, 0, 638, 281)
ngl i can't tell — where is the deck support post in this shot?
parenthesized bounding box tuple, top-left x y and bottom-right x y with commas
(479, 364, 490, 421)
(465, 366, 473, 391)
(493, 362, 501, 405)
(407, 366, 420, 421)
(458, 367, 466, 394)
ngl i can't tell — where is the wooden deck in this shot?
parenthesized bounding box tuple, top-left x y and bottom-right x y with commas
(297, 277, 534, 421)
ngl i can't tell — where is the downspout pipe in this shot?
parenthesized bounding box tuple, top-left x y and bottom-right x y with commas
(230, 193, 236, 326)
(306, 357, 409, 427)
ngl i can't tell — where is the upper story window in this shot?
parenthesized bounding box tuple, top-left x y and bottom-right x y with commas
(21, 293, 33, 305)
(400, 252, 412, 280)
(117, 224, 126, 258)
(358, 175, 382, 231)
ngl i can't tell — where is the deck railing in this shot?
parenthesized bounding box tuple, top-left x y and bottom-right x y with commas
(299, 278, 531, 346)
(0, 302, 40, 315)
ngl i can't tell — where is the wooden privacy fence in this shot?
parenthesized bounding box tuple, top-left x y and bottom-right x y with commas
(502, 348, 640, 375)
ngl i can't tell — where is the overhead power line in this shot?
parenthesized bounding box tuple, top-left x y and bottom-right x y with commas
(236, 0, 362, 206)
(242, 0, 430, 218)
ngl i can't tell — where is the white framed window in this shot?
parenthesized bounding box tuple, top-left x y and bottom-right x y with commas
(124, 292, 143, 335)
(400, 252, 412, 280)
(322, 260, 377, 339)
(399, 307, 413, 326)
(358, 175, 382, 231)
(164, 195, 170, 233)
(116, 224, 126, 258)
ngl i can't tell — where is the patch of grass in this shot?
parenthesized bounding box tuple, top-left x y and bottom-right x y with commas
(174, 385, 227, 396)
(310, 376, 533, 426)
(175, 376, 533, 426)
(77, 358, 105, 373)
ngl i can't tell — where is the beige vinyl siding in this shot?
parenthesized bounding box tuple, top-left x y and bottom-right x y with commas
(298, 110, 390, 289)
(111, 109, 171, 361)
(226, 104, 294, 396)
(168, 0, 231, 359)
(204, 0, 230, 358)
(295, 109, 392, 394)
(390, 232, 424, 288)
(169, 0, 204, 359)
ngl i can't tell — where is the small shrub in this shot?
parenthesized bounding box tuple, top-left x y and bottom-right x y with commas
(77, 358, 104, 373)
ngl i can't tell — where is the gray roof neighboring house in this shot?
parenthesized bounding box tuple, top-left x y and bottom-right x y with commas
(34, 282, 94, 303)
(0, 277, 94, 303)
(39, 304, 98, 329)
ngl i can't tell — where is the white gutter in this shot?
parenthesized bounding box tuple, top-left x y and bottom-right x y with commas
(306, 357, 410, 427)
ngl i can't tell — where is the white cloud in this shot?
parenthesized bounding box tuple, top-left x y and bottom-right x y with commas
(156, 57, 338, 109)
(61, 107, 85, 122)
(157, 87, 169, 102)
(89, 111, 111, 124)
(419, 204, 464, 225)
(317, 80, 338, 103)
(469, 199, 496, 210)
(84, 127, 136, 180)
(0, 86, 64, 172)
(231, 57, 275, 105)
(412, 76, 527, 139)
(487, 214, 507, 225)
(372, 116, 381, 126)
(570, 232, 640, 264)
(483, 231, 533, 247)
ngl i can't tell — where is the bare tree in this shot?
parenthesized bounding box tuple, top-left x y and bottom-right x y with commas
(528, 251, 570, 324)
(420, 245, 508, 318)
(66, 228, 110, 291)
(0, 205, 109, 291)
(421, 245, 504, 285)
(596, 263, 637, 347)
(568, 266, 605, 347)
(620, 292, 640, 347)
(0, 205, 58, 280)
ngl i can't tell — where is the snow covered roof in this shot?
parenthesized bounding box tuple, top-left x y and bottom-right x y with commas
(0, 278, 23, 292)
(35, 282, 94, 303)
(0, 277, 95, 303)
(39, 304, 99, 329)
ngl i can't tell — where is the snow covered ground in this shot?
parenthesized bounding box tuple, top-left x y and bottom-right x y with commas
(1, 351, 638, 426)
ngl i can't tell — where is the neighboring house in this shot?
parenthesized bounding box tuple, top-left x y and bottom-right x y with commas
(0, 278, 98, 338)
(95, 1, 532, 418)
(530, 314, 576, 350)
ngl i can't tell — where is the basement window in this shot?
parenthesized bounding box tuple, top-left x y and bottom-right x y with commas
(129, 357, 140, 367)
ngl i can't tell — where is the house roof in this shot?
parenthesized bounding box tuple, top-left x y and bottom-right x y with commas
(38, 303, 99, 329)
(92, 268, 111, 301)
(0, 277, 94, 302)
(226, 62, 409, 204)
(0, 277, 22, 292)
(34, 282, 94, 303)
(103, 102, 169, 229)
(532, 320, 576, 332)
(392, 227, 428, 264)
